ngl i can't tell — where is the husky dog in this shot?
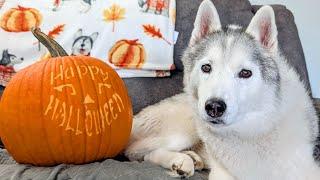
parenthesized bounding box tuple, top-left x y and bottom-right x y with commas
(53, 0, 94, 13)
(0, 49, 23, 67)
(71, 29, 98, 56)
(125, 0, 320, 179)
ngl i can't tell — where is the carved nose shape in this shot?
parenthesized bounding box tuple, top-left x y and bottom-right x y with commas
(205, 99, 226, 118)
(84, 94, 95, 104)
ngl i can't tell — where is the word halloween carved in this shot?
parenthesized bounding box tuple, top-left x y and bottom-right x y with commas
(44, 63, 125, 136)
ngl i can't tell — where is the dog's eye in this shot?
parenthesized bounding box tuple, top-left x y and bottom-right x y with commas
(238, 69, 252, 78)
(201, 64, 211, 73)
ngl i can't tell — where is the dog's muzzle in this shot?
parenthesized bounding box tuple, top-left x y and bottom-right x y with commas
(205, 98, 226, 124)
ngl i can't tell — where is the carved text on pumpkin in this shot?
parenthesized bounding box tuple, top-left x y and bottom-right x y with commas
(44, 92, 125, 136)
(50, 64, 110, 85)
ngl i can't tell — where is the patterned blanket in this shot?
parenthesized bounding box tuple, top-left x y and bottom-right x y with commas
(0, 0, 176, 86)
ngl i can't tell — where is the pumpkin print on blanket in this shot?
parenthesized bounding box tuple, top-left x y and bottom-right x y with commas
(0, 28, 133, 166)
(108, 39, 146, 68)
(0, 5, 42, 32)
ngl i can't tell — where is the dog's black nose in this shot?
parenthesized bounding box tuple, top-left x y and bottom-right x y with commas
(205, 99, 226, 118)
(20, 58, 24, 60)
(81, 44, 85, 47)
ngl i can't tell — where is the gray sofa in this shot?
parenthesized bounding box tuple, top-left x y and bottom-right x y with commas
(0, 0, 313, 179)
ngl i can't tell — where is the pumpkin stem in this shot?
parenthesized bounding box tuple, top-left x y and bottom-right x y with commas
(17, 5, 30, 11)
(31, 27, 68, 57)
(126, 39, 139, 45)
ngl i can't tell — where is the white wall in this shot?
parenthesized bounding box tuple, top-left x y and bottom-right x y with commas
(249, 0, 320, 98)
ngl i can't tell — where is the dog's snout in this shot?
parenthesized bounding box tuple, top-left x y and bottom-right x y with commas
(20, 58, 24, 61)
(81, 44, 85, 47)
(205, 99, 226, 119)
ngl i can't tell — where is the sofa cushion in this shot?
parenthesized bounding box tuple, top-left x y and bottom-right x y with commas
(124, 71, 184, 114)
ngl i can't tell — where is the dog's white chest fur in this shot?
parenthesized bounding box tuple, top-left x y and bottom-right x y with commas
(203, 131, 318, 180)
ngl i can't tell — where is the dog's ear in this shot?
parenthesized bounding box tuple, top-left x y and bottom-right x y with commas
(3, 49, 8, 56)
(190, 0, 221, 46)
(246, 6, 278, 53)
(90, 32, 99, 42)
(74, 29, 83, 40)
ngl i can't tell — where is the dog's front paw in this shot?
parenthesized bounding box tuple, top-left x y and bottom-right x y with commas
(182, 150, 204, 170)
(168, 154, 195, 178)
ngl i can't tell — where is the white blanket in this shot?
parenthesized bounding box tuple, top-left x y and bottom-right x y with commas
(0, 0, 176, 86)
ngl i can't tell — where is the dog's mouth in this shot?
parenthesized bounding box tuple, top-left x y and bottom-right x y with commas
(202, 115, 230, 127)
(79, 48, 87, 54)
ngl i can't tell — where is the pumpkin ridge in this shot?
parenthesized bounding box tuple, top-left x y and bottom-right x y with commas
(53, 59, 68, 163)
(108, 40, 126, 64)
(138, 45, 145, 68)
(119, 44, 134, 67)
(39, 58, 58, 165)
(77, 57, 100, 162)
(109, 71, 121, 156)
(0, 72, 22, 160)
(60, 58, 75, 164)
(11, 10, 22, 32)
(93, 73, 108, 159)
(20, 11, 28, 32)
(108, 70, 131, 156)
(17, 68, 39, 164)
(28, 9, 41, 28)
(104, 70, 116, 156)
(113, 43, 130, 66)
(7, 10, 21, 32)
(127, 46, 140, 68)
(69, 57, 87, 163)
(1, 9, 14, 31)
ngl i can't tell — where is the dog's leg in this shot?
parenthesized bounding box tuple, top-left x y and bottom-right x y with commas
(125, 93, 203, 177)
(208, 157, 234, 180)
(144, 148, 198, 178)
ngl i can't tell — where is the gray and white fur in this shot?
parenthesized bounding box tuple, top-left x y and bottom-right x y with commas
(125, 0, 320, 179)
(71, 29, 98, 56)
(0, 49, 23, 67)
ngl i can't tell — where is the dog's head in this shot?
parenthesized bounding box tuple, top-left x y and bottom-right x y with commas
(183, 0, 280, 137)
(72, 29, 98, 56)
(1, 50, 24, 66)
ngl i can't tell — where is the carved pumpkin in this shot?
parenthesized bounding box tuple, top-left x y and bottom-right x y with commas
(0, 5, 42, 32)
(108, 39, 146, 68)
(0, 28, 133, 166)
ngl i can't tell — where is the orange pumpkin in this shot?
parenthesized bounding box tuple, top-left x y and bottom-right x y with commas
(0, 5, 42, 32)
(108, 39, 146, 68)
(0, 28, 133, 166)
